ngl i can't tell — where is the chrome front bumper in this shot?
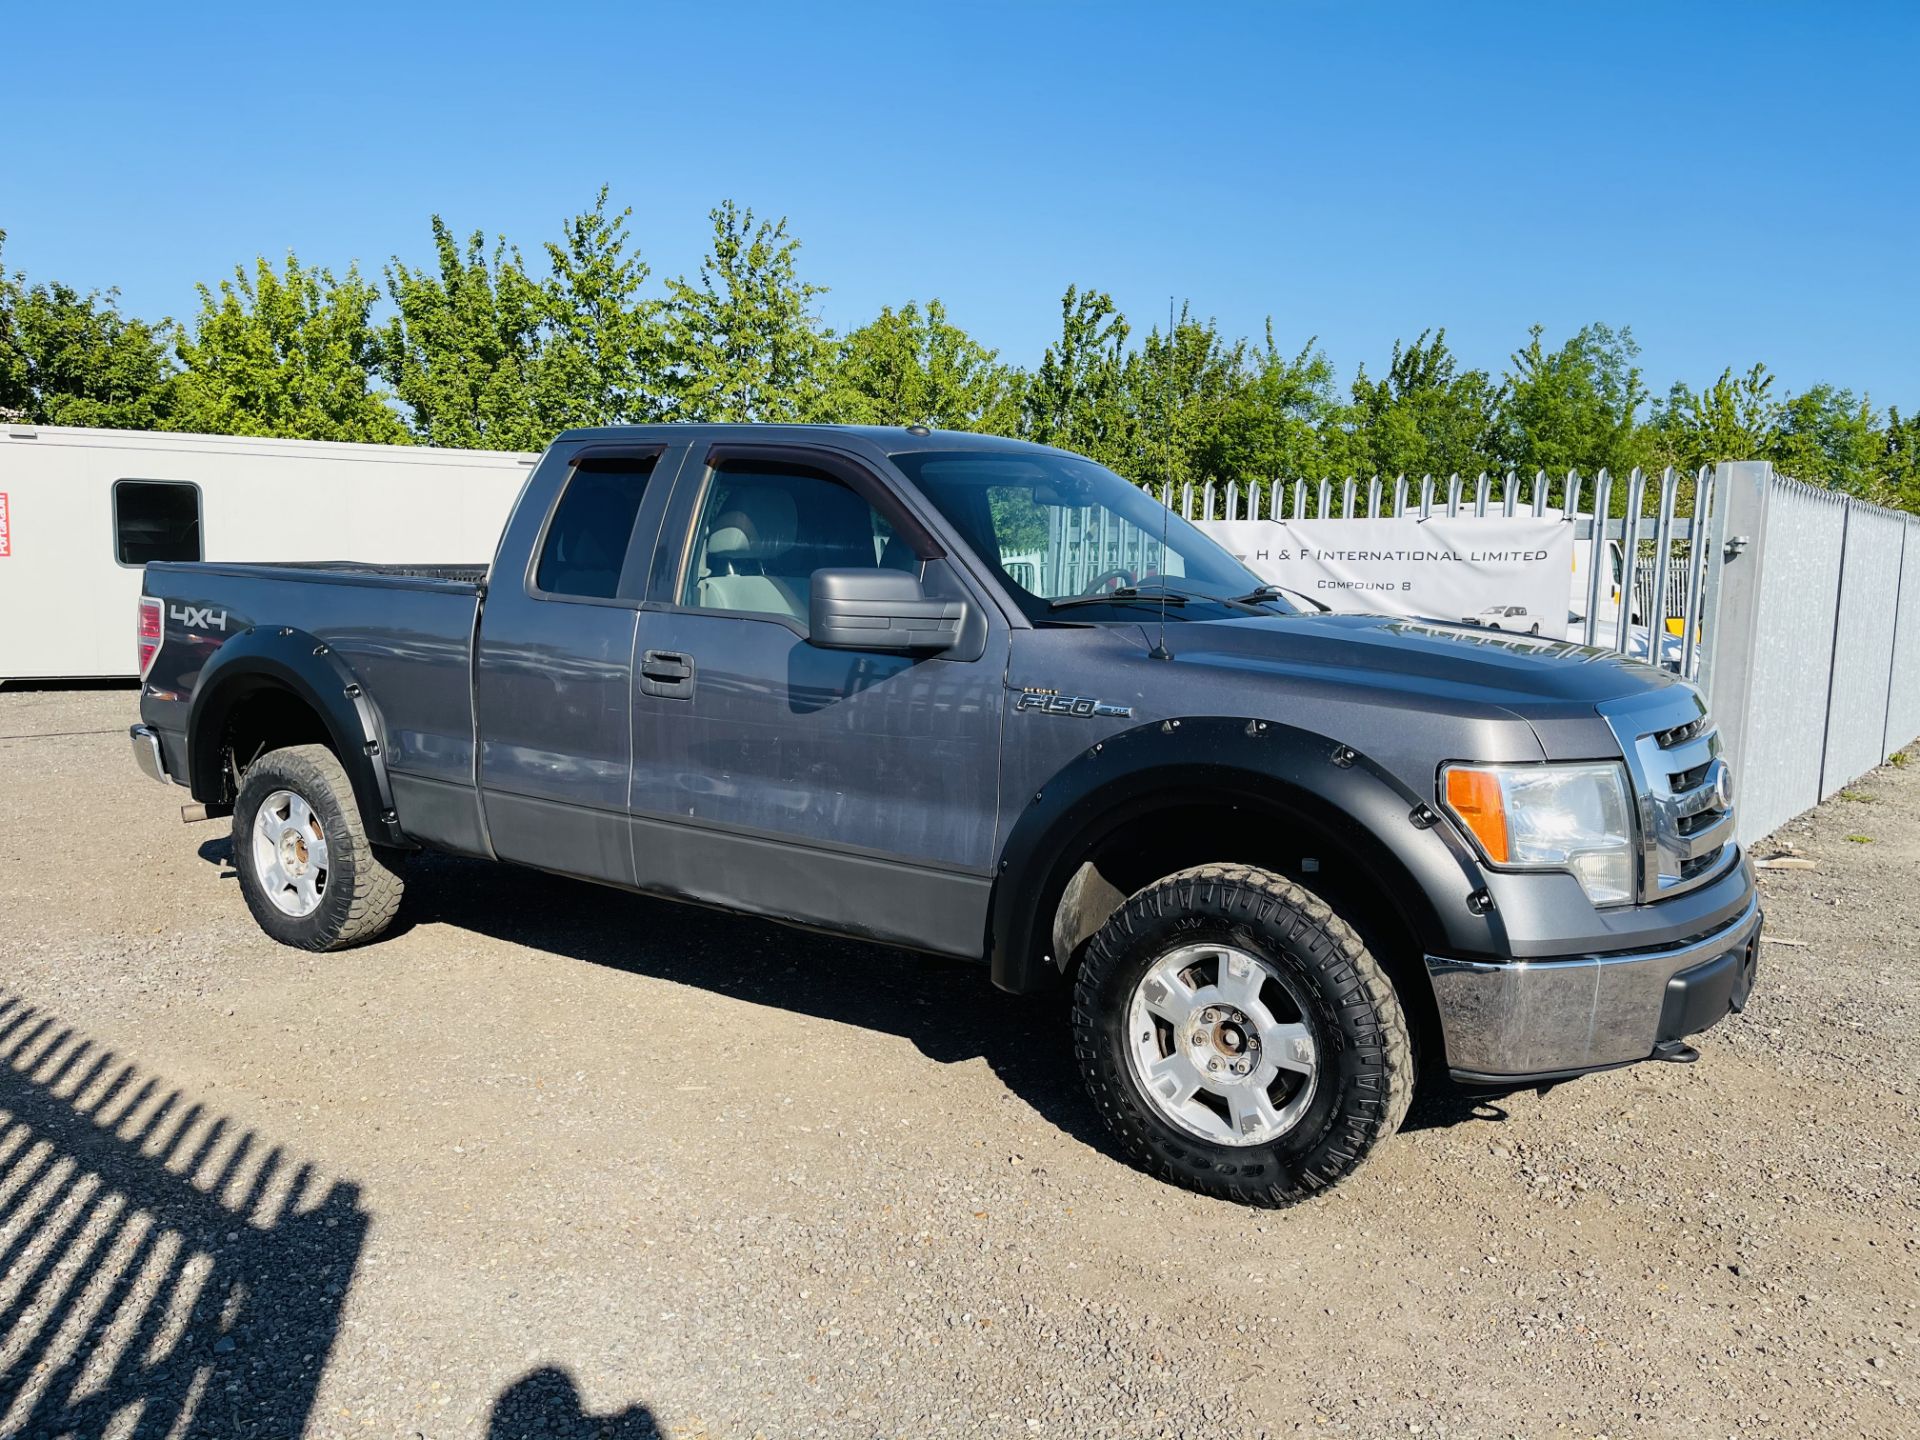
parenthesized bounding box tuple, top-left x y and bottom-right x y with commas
(130, 724, 169, 784)
(1425, 892, 1763, 1083)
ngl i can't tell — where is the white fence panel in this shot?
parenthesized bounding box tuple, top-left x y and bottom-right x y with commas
(1724, 479, 1847, 840)
(1821, 504, 1909, 794)
(1884, 516, 1920, 758)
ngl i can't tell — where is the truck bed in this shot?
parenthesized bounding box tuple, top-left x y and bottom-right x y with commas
(140, 559, 487, 805)
(154, 559, 490, 590)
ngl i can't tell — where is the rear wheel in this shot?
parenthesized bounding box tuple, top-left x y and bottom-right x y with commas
(1072, 863, 1413, 1206)
(232, 744, 404, 950)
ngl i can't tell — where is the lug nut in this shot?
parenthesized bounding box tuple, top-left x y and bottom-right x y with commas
(1206, 1059, 1220, 1072)
(1201, 1008, 1219, 1023)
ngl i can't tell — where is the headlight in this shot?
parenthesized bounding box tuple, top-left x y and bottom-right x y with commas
(1441, 761, 1636, 906)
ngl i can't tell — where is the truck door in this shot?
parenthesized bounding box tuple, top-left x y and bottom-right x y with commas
(474, 443, 682, 885)
(627, 442, 1008, 957)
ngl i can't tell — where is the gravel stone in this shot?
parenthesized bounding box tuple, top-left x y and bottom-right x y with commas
(0, 687, 1914, 1438)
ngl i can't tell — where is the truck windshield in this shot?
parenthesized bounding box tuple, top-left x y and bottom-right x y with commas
(891, 449, 1294, 623)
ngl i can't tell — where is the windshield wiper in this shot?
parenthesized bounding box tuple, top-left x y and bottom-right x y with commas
(1048, 586, 1192, 613)
(1228, 583, 1330, 613)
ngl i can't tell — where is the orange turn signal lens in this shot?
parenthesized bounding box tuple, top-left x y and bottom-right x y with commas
(1444, 767, 1510, 863)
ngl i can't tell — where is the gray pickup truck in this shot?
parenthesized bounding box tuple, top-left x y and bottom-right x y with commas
(130, 425, 1760, 1204)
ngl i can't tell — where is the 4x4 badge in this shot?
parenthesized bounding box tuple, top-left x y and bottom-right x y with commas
(1015, 689, 1132, 719)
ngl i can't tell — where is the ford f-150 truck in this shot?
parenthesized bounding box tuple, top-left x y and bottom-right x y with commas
(130, 425, 1760, 1205)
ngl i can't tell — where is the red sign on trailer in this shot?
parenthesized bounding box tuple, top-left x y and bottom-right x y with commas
(0, 491, 10, 556)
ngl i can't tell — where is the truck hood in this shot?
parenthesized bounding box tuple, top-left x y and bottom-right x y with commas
(1160, 612, 1687, 713)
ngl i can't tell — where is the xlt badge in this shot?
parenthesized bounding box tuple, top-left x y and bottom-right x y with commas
(1015, 689, 1132, 719)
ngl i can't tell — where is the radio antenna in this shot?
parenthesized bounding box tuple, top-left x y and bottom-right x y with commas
(1149, 294, 1174, 661)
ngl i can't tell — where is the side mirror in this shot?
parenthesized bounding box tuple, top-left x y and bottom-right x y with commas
(808, 568, 967, 653)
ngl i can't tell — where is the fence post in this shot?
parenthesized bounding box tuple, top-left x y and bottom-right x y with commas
(1695, 461, 1774, 788)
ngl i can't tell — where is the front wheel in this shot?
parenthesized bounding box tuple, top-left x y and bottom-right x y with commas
(1072, 864, 1413, 1206)
(232, 744, 405, 950)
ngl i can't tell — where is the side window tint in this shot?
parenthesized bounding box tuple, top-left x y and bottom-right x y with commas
(114, 480, 202, 565)
(535, 457, 658, 599)
(682, 463, 899, 624)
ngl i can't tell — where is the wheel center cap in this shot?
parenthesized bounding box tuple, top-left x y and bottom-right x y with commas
(279, 829, 308, 873)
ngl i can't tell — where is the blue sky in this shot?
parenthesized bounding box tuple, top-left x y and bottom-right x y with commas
(3, 1, 1915, 405)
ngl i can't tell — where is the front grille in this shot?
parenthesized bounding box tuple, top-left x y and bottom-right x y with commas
(1600, 689, 1738, 901)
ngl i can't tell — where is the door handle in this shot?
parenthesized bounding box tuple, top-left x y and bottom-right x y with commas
(640, 649, 695, 698)
(642, 650, 692, 680)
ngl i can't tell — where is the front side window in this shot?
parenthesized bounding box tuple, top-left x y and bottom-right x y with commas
(114, 480, 202, 565)
(891, 450, 1292, 623)
(681, 462, 904, 625)
(534, 456, 658, 599)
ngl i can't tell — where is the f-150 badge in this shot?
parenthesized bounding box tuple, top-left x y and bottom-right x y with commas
(1015, 689, 1132, 719)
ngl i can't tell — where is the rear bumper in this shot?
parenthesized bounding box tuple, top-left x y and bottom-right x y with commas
(1425, 892, 1762, 1084)
(130, 724, 170, 784)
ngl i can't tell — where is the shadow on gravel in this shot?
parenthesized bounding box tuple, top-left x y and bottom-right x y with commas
(488, 1365, 660, 1439)
(389, 848, 1116, 1155)
(0, 991, 367, 1439)
(193, 837, 1510, 1158)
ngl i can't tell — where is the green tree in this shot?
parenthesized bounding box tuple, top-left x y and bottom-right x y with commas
(170, 253, 401, 442)
(821, 299, 1020, 433)
(1501, 323, 1651, 480)
(383, 219, 547, 449)
(662, 201, 830, 422)
(0, 232, 177, 428)
(1220, 325, 1357, 502)
(1347, 329, 1502, 481)
(1771, 384, 1885, 497)
(1121, 304, 1247, 490)
(1881, 406, 1920, 512)
(1648, 364, 1782, 474)
(1020, 285, 1133, 472)
(536, 187, 663, 428)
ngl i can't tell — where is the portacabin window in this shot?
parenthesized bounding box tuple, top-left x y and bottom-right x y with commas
(113, 480, 203, 566)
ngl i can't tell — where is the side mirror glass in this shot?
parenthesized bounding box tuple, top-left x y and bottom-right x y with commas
(807, 569, 967, 653)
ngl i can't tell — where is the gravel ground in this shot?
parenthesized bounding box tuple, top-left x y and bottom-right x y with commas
(0, 686, 1914, 1440)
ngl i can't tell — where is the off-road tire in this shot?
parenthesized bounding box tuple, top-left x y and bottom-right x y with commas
(1072, 863, 1414, 1206)
(232, 744, 405, 950)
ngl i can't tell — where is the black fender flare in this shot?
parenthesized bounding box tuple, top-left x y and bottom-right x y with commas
(185, 626, 405, 847)
(986, 715, 1506, 993)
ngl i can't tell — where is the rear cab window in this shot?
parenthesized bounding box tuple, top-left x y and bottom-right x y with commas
(534, 455, 660, 599)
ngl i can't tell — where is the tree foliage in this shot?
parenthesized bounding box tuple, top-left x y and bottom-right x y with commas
(382, 220, 547, 450)
(535, 187, 662, 430)
(1347, 329, 1503, 481)
(1502, 323, 1650, 478)
(662, 201, 830, 423)
(0, 232, 177, 429)
(4, 196, 1915, 513)
(170, 253, 404, 443)
(821, 299, 1019, 432)
(1021, 285, 1133, 471)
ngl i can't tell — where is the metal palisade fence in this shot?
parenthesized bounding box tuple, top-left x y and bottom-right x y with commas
(1169, 463, 1920, 845)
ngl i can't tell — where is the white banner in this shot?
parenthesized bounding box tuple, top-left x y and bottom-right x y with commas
(1202, 516, 1576, 639)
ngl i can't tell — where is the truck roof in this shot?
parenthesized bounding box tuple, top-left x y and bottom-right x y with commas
(550, 422, 1062, 460)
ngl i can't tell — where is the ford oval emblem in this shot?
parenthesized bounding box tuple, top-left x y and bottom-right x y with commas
(1707, 758, 1734, 811)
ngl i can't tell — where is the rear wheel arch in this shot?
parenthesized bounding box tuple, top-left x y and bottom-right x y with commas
(186, 629, 403, 847)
